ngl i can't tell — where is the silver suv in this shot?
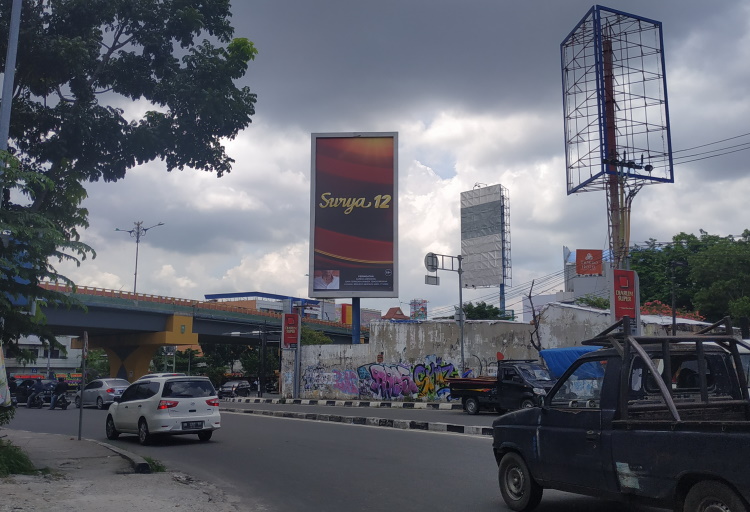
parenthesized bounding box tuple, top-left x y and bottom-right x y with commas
(106, 376, 220, 445)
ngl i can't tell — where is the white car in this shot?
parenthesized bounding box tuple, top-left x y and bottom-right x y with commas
(105, 376, 220, 445)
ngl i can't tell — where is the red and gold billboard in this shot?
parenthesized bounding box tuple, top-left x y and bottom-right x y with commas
(576, 249, 603, 275)
(309, 133, 398, 298)
(282, 313, 300, 348)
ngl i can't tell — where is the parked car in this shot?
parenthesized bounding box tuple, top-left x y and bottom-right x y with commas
(137, 372, 186, 380)
(218, 379, 252, 398)
(75, 378, 131, 409)
(105, 375, 220, 445)
(14, 379, 56, 404)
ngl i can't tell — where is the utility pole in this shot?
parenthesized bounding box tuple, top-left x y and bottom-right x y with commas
(424, 252, 465, 374)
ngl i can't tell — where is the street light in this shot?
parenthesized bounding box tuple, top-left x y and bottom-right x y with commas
(115, 221, 164, 294)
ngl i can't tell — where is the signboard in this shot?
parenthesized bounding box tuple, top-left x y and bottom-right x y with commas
(282, 313, 300, 348)
(610, 269, 640, 334)
(309, 133, 398, 298)
(576, 249, 604, 275)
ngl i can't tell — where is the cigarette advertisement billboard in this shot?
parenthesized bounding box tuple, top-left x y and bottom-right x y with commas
(309, 133, 398, 298)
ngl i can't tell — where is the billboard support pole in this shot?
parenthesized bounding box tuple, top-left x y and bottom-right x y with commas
(352, 298, 361, 344)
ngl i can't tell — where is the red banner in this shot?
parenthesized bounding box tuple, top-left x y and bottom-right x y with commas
(613, 269, 637, 321)
(283, 313, 300, 348)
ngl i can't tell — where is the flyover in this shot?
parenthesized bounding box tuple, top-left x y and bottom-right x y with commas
(38, 283, 361, 380)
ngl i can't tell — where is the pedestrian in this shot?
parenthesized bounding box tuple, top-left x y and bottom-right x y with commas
(49, 377, 69, 409)
(255, 377, 260, 397)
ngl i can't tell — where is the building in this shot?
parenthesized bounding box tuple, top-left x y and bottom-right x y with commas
(3, 335, 82, 381)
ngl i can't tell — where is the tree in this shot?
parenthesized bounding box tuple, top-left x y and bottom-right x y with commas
(1, 1, 257, 350)
(574, 294, 609, 310)
(301, 326, 333, 345)
(463, 301, 502, 320)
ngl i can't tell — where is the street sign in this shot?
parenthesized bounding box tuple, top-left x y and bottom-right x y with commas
(424, 252, 438, 273)
(425, 275, 440, 286)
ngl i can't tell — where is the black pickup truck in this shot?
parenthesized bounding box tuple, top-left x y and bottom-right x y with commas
(492, 317, 750, 512)
(449, 360, 556, 414)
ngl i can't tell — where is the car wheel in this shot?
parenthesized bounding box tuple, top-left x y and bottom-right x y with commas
(684, 481, 747, 512)
(75, 396, 81, 408)
(198, 431, 213, 442)
(465, 398, 480, 415)
(106, 416, 120, 440)
(520, 399, 536, 409)
(138, 419, 152, 446)
(499, 452, 543, 512)
(96, 396, 105, 410)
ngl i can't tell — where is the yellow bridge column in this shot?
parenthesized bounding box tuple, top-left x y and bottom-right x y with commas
(72, 315, 200, 381)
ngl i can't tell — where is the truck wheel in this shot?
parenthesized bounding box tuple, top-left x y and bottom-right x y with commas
(684, 481, 747, 512)
(465, 398, 480, 415)
(520, 399, 535, 409)
(499, 452, 543, 512)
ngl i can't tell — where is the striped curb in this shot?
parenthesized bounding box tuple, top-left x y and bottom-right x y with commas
(221, 407, 492, 437)
(224, 397, 463, 410)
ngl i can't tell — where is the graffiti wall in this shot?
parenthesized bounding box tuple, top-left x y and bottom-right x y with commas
(281, 319, 534, 401)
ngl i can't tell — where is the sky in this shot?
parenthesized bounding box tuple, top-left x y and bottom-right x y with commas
(51, 0, 750, 319)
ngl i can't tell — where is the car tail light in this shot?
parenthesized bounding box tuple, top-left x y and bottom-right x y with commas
(106, 388, 115, 393)
(206, 398, 220, 407)
(158, 400, 179, 409)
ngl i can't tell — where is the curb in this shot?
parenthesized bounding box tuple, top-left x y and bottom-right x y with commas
(221, 407, 493, 437)
(93, 439, 152, 474)
(225, 397, 464, 410)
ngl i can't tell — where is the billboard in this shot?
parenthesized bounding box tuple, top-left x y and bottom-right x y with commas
(575, 249, 604, 276)
(460, 184, 510, 288)
(282, 314, 300, 348)
(309, 133, 398, 298)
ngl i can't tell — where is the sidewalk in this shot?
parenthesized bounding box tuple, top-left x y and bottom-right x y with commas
(0, 429, 244, 512)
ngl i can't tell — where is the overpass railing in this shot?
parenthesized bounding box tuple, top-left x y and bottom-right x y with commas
(39, 282, 368, 333)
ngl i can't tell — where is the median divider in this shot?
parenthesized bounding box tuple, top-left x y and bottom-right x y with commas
(224, 397, 463, 410)
(220, 405, 493, 437)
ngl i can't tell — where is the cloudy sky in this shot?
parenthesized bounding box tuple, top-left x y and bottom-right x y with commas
(53, 0, 750, 319)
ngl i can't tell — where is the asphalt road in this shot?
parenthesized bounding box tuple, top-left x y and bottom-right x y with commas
(7, 405, 665, 512)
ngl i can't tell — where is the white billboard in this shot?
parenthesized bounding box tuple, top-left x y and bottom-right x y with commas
(460, 184, 510, 288)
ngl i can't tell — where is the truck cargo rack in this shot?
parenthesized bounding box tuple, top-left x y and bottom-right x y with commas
(580, 316, 750, 423)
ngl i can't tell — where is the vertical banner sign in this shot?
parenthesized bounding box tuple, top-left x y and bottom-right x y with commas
(309, 133, 398, 298)
(576, 249, 604, 276)
(613, 270, 639, 322)
(283, 313, 300, 348)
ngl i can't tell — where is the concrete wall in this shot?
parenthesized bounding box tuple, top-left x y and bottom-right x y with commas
(281, 319, 534, 401)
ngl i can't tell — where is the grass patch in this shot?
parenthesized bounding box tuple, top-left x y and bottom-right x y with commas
(144, 456, 166, 473)
(0, 439, 37, 477)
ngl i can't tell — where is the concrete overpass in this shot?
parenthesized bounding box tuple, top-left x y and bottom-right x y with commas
(39, 283, 363, 380)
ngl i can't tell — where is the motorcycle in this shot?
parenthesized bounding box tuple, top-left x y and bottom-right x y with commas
(27, 393, 45, 408)
(50, 393, 70, 410)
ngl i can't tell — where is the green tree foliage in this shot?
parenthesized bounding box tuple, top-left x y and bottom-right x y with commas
(574, 294, 610, 310)
(239, 347, 279, 381)
(81, 348, 111, 382)
(630, 230, 750, 322)
(0, 1, 256, 349)
(301, 326, 333, 345)
(463, 301, 502, 320)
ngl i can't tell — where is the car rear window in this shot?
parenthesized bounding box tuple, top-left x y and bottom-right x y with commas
(162, 380, 215, 398)
(110, 379, 130, 387)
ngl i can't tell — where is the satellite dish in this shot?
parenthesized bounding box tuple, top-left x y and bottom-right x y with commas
(424, 252, 438, 273)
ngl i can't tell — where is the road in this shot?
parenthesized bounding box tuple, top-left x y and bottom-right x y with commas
(7, 405, 665, 512)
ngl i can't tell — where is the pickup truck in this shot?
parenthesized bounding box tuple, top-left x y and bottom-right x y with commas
(448, 360, 556, 415)
(492, 316, 750, 512)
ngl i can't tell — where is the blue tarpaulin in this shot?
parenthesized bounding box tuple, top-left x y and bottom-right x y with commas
(539, 346, 601, 379)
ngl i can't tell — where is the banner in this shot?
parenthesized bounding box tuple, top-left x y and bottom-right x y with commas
(282, 314, 300, 348)
(309, 133, 398, 298)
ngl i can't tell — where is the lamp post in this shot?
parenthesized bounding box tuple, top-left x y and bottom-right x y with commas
(115, 221, 164, 294)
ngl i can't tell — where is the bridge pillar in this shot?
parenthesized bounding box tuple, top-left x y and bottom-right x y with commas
(73, 315, 200, 380)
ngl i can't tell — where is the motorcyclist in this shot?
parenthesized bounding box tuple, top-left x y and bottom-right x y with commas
(27, 378, 45, 406)
(49, 377, 69, 409)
